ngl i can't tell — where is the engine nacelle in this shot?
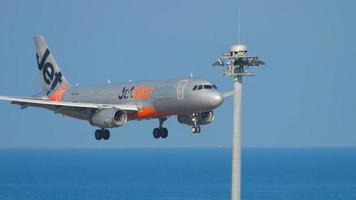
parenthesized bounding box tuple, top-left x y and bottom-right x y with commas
(90, 109, 127, 128)
(177, 111, 214, 126)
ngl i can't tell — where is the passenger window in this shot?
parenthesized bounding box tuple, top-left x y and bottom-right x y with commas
(198, 85, 203, 90)
(204, 85, 213, 89)
(193, 85, 197, 90)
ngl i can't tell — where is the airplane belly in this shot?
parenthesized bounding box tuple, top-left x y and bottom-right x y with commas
(152, 98, 190, 114)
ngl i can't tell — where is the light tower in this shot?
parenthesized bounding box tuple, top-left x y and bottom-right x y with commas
(213, 44, 265, 200)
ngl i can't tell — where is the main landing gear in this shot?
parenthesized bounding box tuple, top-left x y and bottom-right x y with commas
(153, 117, 168, 139)
(95, 129, 110, 140)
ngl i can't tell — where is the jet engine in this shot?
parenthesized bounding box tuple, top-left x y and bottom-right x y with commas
(177, 111, 214, 126)
(90, 109, 127, 128)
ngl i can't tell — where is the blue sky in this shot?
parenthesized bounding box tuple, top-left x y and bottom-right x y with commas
(0, 0, 355, 148)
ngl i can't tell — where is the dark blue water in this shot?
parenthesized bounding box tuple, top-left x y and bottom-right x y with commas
(0, 148, 355, 200)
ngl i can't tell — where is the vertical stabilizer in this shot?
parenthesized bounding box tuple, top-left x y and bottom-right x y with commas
(33, 36, 70, 96)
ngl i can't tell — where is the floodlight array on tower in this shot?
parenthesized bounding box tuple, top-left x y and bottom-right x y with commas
(212, 44, 265, 77)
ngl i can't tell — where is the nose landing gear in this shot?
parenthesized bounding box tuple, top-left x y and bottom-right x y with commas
(191, 113, 201, 134)
(191, 126, 201, 134)
(153, 117, 169, 139)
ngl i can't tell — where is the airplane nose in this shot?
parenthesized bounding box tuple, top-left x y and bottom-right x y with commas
(210, 92, 223, 107)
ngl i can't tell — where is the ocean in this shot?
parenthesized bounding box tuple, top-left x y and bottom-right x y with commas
(0, 148, 355, 200)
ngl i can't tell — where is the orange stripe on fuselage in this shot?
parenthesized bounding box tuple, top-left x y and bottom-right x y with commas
(48, 83, 68, 101)
(128, 107, 174, 120)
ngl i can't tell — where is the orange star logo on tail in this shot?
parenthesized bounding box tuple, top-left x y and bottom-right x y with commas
(48, 83, 68, 101)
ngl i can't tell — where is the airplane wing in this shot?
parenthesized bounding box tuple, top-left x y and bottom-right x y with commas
(0, 95, 138, 111)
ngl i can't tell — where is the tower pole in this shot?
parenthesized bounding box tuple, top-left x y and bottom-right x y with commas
(212, 44, 264, 200)
(231, 76, 242, 200)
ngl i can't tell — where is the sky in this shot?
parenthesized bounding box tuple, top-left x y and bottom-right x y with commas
(0, 0, 355, 148)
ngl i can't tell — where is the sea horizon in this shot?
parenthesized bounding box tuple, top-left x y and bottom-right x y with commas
(1, 147, 355, 199)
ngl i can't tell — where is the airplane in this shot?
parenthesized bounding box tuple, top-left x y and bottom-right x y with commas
(0, 36, 225, 140)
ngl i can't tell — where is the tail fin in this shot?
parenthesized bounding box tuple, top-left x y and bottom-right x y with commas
(33, 36, 71, 96)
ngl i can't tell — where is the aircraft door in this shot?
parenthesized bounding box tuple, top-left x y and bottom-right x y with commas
(177, 80, 188, 99)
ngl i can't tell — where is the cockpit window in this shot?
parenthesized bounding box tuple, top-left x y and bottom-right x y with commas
(204, 85, 213, 89)
(193, 84, 218, 91)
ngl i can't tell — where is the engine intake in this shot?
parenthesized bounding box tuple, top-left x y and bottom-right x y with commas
(90, 109, 127, 128)
(177, 111, 214, 126)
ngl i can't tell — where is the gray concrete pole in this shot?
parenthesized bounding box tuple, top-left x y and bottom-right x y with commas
(231, 76, 242, 200)
(213, 44, 263, 200)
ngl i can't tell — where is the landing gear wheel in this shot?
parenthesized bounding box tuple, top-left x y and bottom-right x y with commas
(153, 128, 160, 139)
(95, 129, 110, 140)
(192, 126, 201, 134)
(196, 126, 201, 133)
(95, 130, 102, 140)
(153, 117, 169, 139)
(160, 128, 168, 139)
(102, 129, 110, 140)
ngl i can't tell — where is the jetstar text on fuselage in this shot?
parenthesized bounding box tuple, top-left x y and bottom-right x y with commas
(118, 85, 154, 100)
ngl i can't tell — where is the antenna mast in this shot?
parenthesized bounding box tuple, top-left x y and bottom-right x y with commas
(237, 9, 240, 45)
